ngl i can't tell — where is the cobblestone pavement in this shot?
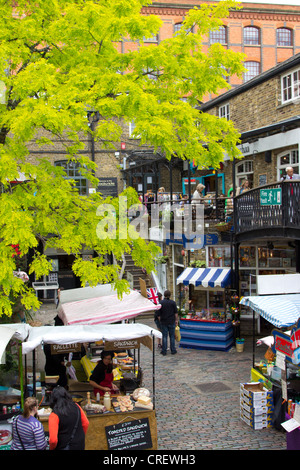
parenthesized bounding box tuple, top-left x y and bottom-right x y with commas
(34, 304, 287, 451)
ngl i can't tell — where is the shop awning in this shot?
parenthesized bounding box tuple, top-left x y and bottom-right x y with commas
(240, 294, 300, 328)
(0, 324, 31, 364)
(176, 267, 231, 289)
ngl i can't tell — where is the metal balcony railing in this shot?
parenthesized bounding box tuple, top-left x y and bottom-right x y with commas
(234, 181, 300, 236)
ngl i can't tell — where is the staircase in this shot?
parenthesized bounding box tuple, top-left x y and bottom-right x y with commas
(122, 252, 153, 291)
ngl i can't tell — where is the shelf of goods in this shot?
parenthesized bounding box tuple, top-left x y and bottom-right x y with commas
(179, 318, 234, 351)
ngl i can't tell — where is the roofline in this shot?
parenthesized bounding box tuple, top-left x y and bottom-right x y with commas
(200, 53, 300, 111)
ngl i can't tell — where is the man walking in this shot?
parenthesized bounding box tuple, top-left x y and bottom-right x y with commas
(158, 290, 179, 356)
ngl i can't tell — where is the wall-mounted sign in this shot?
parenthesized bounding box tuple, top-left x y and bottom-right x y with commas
(97, 177, 118, 198)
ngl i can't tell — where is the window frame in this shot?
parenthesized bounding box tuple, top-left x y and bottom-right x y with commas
(277, 27, 293, 47)
(55, 160, 88, 195)
(277, 149, 299, 180)
(243, 61, 260, 82)
(210, 26, 227, 45)
(281, 67, 300, 104)
(243, 26, 260, 46)
(219, 103, 230, 120)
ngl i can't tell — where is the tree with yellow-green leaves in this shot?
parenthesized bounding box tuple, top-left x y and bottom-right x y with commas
(0, 0, 244, 318)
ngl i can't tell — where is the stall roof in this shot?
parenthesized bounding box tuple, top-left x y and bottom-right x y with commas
(176, 267, 231, 289)
(19, 323, 162, 355)
(240, 294, 300, 328)
(58, 285, 161, 326)
(0, 324, 31, 364)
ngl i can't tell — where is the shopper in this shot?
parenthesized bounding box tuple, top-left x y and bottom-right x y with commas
(158, 290, 179, 356)
(11, 397, 47, 450)
(48, 386, 89, 450)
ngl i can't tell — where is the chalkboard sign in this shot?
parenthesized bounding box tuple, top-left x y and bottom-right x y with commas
(97, 177, 118, 198)
(105, 418, 152, 450)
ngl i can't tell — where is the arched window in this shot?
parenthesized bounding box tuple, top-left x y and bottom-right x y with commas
(244, 26, 260, 46)
(243, 61, 260, 82)
(210, 26, 227, 44)
(277, 28, 293, 47)
(55, 160, 88, 195)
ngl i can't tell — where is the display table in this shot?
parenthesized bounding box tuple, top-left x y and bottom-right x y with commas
(41, 408, 157, 450)
(179, 319, 234, 351)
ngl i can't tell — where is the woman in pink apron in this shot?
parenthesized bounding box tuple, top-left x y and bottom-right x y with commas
(89, 350, 119, 396)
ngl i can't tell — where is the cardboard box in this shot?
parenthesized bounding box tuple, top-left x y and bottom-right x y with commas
(240, 400, 274, 416)
(240, 411, 273, 430)
(240, 382, 273, 405)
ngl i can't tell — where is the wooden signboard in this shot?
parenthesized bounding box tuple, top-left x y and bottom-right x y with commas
(50, 343, 81, 355)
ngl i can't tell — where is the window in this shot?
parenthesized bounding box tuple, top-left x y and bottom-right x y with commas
(143, 34, 158, 43)
(174, 23, 183, 36)
(129, 121, 141, 138)
(236, 160, 253, 188)
(277, 149, 299, 180)
(243, 61, 260, 82)
(55, 160, 88, 195)
(219, 103, 230, 120)
(210, 26, 227, 44)
(277, 28, 293, 47)
(244, 26, 260, 46)
(281, 68, 300, 103)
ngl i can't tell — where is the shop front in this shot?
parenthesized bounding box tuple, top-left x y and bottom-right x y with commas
(176, 267, 234, 351)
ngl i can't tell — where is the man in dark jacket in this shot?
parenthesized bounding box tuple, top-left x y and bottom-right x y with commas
(158, 290, 178, 356)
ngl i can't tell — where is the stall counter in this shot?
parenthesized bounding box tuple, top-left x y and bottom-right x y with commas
(41, 408, 157, 450)
(179, 318, 234, 351)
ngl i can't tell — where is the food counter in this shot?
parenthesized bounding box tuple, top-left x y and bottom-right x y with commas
(40, 389, 157, 450)
(179, 313, 234, 351)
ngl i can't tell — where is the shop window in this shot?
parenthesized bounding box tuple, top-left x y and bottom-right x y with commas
(281, 67, 300, 104)
(55, 160, 87, 195)
(208, 246, 231, 267)
(210, 26, 227, 45)
(277, 149, 299, 179)
(243, 61, 260, 82)
(243, 26, 260, 46)
(277, 28, 293, 47)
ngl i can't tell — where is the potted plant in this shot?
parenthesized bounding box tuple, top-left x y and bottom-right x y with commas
(236, 337, 245, 352)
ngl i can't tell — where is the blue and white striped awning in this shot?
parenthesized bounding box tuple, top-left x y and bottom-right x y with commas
(240, 294, 300, 328)
(176, 267, 231, 289)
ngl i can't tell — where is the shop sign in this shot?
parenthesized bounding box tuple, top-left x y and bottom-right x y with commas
(272, 330, 293, 362)
(260, 188, 282, 206)
(104, 339, 141, 351)
(96, 177, 118, 198)
(105, 417, 152, 450)
(50, 343, 81, 355)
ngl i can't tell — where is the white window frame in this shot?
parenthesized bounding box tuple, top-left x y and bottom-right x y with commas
(235, 160, 253, 188)
(219, 103, 230, 120)
(129, 121, 141, 139)
(281, 67, 300, 104)
(277, 149, 299, 180)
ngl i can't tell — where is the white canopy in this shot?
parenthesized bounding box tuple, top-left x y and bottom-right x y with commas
(22, 322, 162, 355)
(58, 285, 161, 326)
(0, 323, 31, 364)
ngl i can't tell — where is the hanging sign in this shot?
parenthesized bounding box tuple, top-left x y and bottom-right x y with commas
(50, 343, 81, 355)
(105, 418, 152, 450)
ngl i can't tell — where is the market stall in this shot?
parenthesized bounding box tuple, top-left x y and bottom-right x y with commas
(0, 322, 162, 450)
(176, 267, 233, 351)
(239, 274, 300, 443)
(57, 284, 161, 325)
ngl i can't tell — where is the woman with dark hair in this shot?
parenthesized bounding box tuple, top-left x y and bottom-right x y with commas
(11, 397, 47, 450)
(48, 386, 89, 451)
(89, 350, 119, 396)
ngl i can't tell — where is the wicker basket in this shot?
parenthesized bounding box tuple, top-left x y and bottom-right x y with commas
(216, 222, 232, 232)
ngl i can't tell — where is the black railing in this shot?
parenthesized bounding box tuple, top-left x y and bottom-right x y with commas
(234, 181, 300, 236)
